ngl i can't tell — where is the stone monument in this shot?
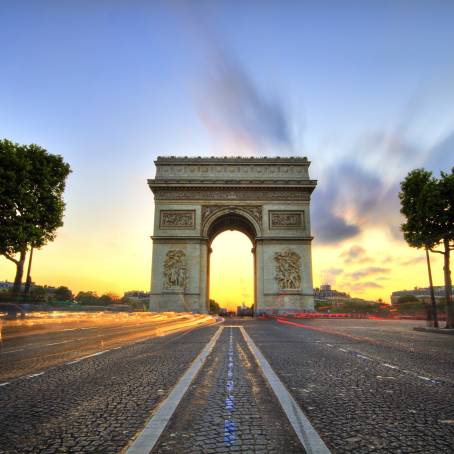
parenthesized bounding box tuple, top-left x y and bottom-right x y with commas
(148, 156, 317, 314)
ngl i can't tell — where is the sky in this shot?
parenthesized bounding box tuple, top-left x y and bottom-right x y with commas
(1, 1, 454, 309)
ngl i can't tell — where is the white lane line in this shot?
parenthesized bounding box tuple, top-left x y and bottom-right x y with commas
(240, 327, 331, 454)
(339, 348, 348, 352)
(0, 348, 24, 354)
(126, 326, 223, 454)
(46, 340, 73, 346)
(383, 363, 399, 369)
(0, 382, 10, 387)
(356, 354, 372, 360)
(66, 350, 109, 365)
(26, 372, 44, 379)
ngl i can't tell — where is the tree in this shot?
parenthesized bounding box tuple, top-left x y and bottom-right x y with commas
(76, 291, 99, 305)
(209, 299, 220, 314)
(0, 139, 71, 296)
(400, 168, 454, 328)
(54, 286, 73, 301)
(396, 294, 419, 305)
(98, 292, 120, 305)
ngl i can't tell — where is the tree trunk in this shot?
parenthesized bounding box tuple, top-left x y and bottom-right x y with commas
(443, 238, 454, 329)
(24, 247, 34, 296)
(12, 248, 27, 297)
(425, 246, 438, 328)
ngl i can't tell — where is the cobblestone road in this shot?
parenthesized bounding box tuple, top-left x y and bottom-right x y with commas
(0, 325, 217, 454)
(246, 318, 454, 454)
(153, 326, 303, 453)
(2, 318, 453, 453)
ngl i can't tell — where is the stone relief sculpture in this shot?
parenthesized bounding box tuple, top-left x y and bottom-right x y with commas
(269, 211, 304, 228)
(163, 250, 187, 289)
(160, 210, 195, 228)
(274, 248, 301, 289)
(202, 205, 262, 225)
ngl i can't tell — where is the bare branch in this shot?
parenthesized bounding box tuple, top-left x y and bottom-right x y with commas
(429, 248, 444, 255)
(3, 253, 19, 265)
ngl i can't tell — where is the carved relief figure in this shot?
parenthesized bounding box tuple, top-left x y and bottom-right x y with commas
(160, 210, 195, 229)
(270, 211, 304, 228)
(164, 250, 187, 289)
(274, 248, 301, 289)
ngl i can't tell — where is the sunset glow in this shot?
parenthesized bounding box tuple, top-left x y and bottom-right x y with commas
(0, 2, 452, 304)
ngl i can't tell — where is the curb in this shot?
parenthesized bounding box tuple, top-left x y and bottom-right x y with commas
(414, 327, 454, 335)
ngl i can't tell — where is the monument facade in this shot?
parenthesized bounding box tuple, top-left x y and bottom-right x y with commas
(148, 156, 317, 314)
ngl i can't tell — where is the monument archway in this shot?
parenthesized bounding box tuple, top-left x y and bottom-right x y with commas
(148, 157, 317, 314)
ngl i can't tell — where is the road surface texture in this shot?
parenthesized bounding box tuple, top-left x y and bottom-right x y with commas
(246, 318, 454, 453)
(0, 312, 213, 381)
(152, 326, 302, 454)
(1, 316, 453, 453)
(0, 324, 217, 454)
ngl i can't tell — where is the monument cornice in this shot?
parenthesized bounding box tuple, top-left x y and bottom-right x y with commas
(155, 156, 311, 165)
(148, 180, 317, 192)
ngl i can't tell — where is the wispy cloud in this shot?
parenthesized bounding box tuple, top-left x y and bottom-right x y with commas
(348, 281, 383, 292)
(346, 266, 390, 280)
(339, 245, 371, 264)
(196, 44, 295, 155)
(319, 267, 343, 285)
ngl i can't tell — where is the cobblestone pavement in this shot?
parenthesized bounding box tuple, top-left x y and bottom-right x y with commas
(0, 314, 212, 381)
(246, 318, 454, 453)
(153, 326, 303, 454)
(0, 325, 217, 454)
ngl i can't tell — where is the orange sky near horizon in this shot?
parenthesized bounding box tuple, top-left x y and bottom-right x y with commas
(0, 215, 446, 311)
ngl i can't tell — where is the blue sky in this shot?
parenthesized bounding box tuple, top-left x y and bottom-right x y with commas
(1, 1, 453, 300)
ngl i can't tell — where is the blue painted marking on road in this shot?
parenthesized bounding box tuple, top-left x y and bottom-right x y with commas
(224, 328, 236, 445)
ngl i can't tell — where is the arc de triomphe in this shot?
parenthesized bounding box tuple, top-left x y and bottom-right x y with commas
(148, 156, 317, 314)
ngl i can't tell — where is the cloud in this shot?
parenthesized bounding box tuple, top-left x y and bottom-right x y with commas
(339, 245, 371, 264)
(346, 266, 390, 280)
(348, 281, 383, 292)
(319, 267, 343, 285)
(399, 256, 426, 266)
(196, 45, 295, 155)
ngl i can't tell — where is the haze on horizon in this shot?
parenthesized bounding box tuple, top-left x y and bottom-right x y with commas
(1, 1, 454, 310)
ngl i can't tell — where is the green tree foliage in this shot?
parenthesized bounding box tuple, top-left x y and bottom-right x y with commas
(75, 291, 99, 305)
(98, 292, 119, 305)
(396, 294, 419, 305)
(209, 299, 220, 314)
(0, 139, 71, 295)
(54, 286, 73, 301)
(400, 168, 454, 328)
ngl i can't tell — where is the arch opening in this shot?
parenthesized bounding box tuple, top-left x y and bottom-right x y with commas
(209, 230, 255, 314)
(206, 211, 259, 246)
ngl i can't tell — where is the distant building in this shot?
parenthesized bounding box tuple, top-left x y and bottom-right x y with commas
(0, 281, 14, 292)
(391, 286, 454, 305)
(123, 291, 150, 304)
(314, 284, 350, 306)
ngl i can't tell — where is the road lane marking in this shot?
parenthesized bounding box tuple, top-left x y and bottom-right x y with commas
(224, 328, 236, 445)
(0, 382, 10, 387)
(383, 363, 399, 369)
(66, 350, 108, 364)
(356, 354, 372, 360)
(46, 340, 73, 346)
(240, 327, 331, 454)
(0, 348, 24, 354)
(126, 326, 223, 454)
(26, 372, 44, 379)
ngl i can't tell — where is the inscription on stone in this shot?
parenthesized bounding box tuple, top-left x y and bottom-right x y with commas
(274, 248, 301, 289)
(269, 210, 304, 229)
(160, 210, 195, 229)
